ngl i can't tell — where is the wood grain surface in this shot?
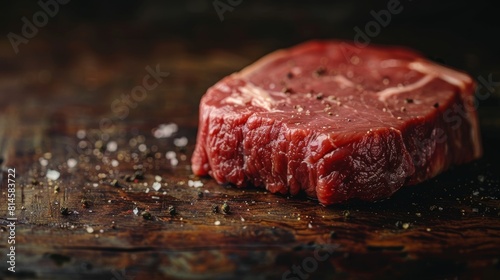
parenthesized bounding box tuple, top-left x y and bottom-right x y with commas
(1, 9, 500, 279)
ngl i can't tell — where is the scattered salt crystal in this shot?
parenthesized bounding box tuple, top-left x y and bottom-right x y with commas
(145, 188, 150, 193)
(155, 175, 162, 182)
(188, 180, 203, 188)
(152, 182, 161, 191)
(174, 137, 188, 147)
(39, 158, 48, 166)
(240, 217, 245, 222)
(153, 123, 178, 138)
(214, 221, 221, 226)
(170, 158, 179, 166)
(308, 223, 313, 229)
(106, 141, 118, 152)
(76, 129, 86, 139)
(46, 169, 60, 180)
(133, 207, 139, 215)
(138, 144, 147, 152)
(86, 227, 94, 234)
(166, 151, 176, 159)
(67, 158, 77, 168)
(151, 196, 160, 200)
(92, 183, 98, 187)
(111, 159, 119, 167)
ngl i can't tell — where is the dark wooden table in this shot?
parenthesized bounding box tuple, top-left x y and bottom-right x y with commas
(1, 21, 500, 279)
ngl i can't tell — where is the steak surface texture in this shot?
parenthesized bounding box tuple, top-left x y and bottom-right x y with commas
(191, 41, 482, 205)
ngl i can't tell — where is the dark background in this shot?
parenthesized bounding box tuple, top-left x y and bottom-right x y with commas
(1, 0, 499, 73)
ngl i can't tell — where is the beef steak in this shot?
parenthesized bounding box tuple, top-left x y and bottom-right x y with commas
(191, 41, 482, 205)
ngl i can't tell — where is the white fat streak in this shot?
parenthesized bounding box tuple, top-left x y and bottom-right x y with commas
(380, 59, 406, 68)
(241, 83, 275, 110)
(215, 83, 231, 93)
(377, 59, 472, 101)
(223, 96, 246, 106)
(408, 61, 471, 90)
(222, 83, 276, 111)
(332, 75, 355, 88)
(409, 61, 480, 157)
(377, 75, 435, 102)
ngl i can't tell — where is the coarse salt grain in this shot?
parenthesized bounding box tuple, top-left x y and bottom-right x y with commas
(76, 129, 86, 139)
(152, 182, 161, 191)
(46, 169, 60, 180)
(106, 141, 118, 152)
(173, 137, 188, 147)
(166, 151, 176, 159)
(188, 180, 203, 188)
(153, 123, 178, 138)
(67, 158, 77, 168)
(138, 144, 147, 152)
(39, 158, 48, 166)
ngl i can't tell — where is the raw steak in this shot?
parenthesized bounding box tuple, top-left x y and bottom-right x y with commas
(191, 41, 482, 205)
